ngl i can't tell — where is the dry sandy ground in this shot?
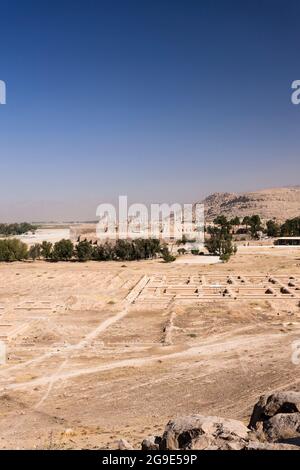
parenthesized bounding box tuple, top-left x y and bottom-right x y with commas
(17, 228, 70, 246)
(0, 247, 300, 449)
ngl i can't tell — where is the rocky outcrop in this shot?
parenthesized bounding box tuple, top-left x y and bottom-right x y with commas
(142, 415, 255, 451)
(249, 391, 300, 426)
(159, 415, 250, 450)
(141, 391, 300, 450)
(249, 391, 300, 445)
(263, 414, 300, 442)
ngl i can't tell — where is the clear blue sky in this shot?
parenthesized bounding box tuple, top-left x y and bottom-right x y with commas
(0, 0, 299, 221)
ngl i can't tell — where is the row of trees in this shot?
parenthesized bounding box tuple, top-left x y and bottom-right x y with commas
(2, 215, 298, 264)
(213, 215, 263, 239)
(0, 222, 37, 236)
(205, 214, 300, 261)
(212, 215, 300, 239)
(274, 217, 300, 237)
(0, 238, 176, 263)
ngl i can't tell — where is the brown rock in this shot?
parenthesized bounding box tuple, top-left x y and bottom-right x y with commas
(141, 436, 161, 451)
(263, 413, 300, 442)
(116, 439, 134, 450)
(246, 441, 300, 450)
(159, 415, 250, 450)
(249, 391, 300, 429)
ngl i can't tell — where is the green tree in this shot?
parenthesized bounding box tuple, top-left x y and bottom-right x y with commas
(161, 245, 176, 263)
(249, 215, 262, 238)
(280, 217, 300, 237)
(51, 239, 74, 261)
(230, 216, 240, 226)
(242, 216, 251, 231)
(28, 243, 41, 260)
(92, 244, 106, 261)
(41, 241, 53, 259)
(148, 238, 161, 258)
(0, 222, 38, 236)
(213, 215, 231, 229)
(266, 220, 280, 237)
(115, 239, 134, 260)
(92, 242, 114, 261)
(205, 226, 236, 261)
(76, 240, 93, 261)
(0, 239, 28, 261)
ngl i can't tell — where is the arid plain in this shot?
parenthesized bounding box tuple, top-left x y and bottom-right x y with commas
(0, 246, 300, 449)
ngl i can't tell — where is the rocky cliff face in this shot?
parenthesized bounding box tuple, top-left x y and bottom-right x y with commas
(201, 187, 300, 222)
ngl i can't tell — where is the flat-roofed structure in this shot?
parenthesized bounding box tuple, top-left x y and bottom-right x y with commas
(274, 237, 300, 246)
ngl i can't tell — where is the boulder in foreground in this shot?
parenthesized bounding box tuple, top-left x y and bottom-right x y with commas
(141, 391, 300, 450)
(249, 391, 300, 445)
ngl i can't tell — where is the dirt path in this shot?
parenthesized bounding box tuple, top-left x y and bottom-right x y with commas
(0, 305, 129, 377)
(3, 329, 287, 391)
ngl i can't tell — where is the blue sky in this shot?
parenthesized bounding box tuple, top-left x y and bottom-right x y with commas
(0, 0, 299, 221)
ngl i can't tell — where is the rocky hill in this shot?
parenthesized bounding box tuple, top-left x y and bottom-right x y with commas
(201, 186, 300, 222)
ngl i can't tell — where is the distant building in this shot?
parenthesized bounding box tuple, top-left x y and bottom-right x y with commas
(274, 237, 300, 246)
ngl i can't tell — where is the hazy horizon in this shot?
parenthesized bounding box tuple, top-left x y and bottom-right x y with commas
(0, 183, 298, 224)
(1, 0, 300, 222)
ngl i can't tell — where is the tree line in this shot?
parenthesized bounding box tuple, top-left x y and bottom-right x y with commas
(0, 215, 298, 263)
(205, 215, 300, 261)
(0, 222, 38, 236)
(209, 215, 263, 239)
(212, 215, 300, 238)
(0, 238, 176, 262)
